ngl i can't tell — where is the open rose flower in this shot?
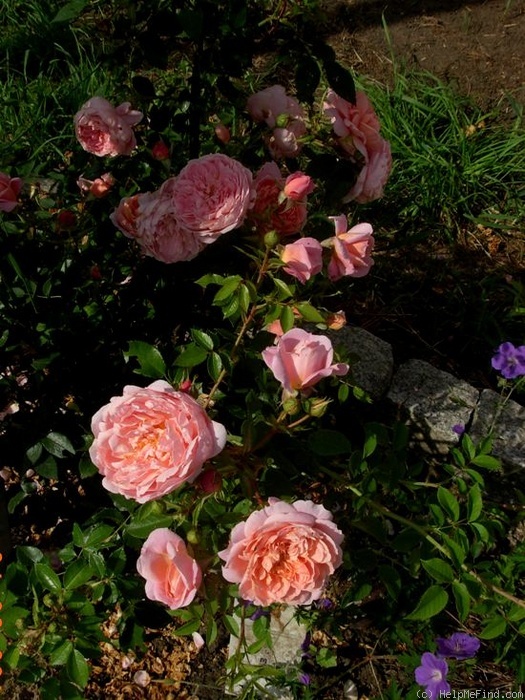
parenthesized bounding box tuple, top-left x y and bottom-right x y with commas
(74, 97, 143, 157)
(169, 154, 253, 243)
(262, 328, 349, 396)
(110, 191, 156, 240)
(280, 238, 323, 284)
(77, 172, 115, 198)
(0, 172, 22, 212)
(249, 162, 309, 237)
(89, 380, 226, 503)
(247, 85, 307, 159)
(219, 498, 344, 606)
(135, 193, 205, 264)
(137, 529, 202, 609)
(326, 216, 374, 281)
(323, 89, 392, 203)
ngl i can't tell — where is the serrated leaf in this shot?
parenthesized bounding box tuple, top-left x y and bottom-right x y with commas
(441, 532, 466, 566)
(41, 432, 75, 459)
(34, 563, 62, 593)
(280, 305, 295, 333)
(174, 343, 208, 368)
(191, 329, 214, 351)
(405, 585, 448, 620)
(222, 295, 240, 319)
(63, 561, 95, 590)
(421, 558, 454, 583)
(206, 618, 218, 646)
(26, 443, 43, 465)
(195, 273, 226, 288)
(273, 277, 294, 300)
(51, 0, 86, 23)
(50, 640, 74, 666)
(451, 580, 470, 622)
(437, 486, 460, 521)
(66, 649, 89, 689)
(125, 341, 166, 378)
(212, 276, 242, 304)
(207, 352, 223, 382)
(479, 615, 507, 639)
(125, 513, 172, 539)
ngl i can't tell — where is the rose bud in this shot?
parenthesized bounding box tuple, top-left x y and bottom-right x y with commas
(152, 141, 170, 160)
(214, 123, 231, 144)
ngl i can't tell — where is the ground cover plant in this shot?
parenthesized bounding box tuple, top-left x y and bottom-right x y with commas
(1, 1, 524, 698)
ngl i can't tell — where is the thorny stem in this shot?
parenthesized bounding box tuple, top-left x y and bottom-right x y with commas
(203, 247, 271, 409)
(348, 486, 525, 610)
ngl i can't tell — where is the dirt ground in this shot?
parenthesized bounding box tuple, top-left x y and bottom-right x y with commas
(3, 2, 525, 699)
(323, 0, 525, 112)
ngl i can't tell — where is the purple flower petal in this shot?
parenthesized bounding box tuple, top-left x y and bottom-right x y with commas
(436, 632, 480, 660)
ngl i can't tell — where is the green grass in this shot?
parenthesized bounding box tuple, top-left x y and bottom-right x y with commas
(360, 71, 525, 239)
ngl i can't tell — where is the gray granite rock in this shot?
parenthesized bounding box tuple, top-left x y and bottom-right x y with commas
(470, 389, 525, 476)
(329, 326, 394, 400)
(226, 606, 306, 698)
(387, 359, 479, 454)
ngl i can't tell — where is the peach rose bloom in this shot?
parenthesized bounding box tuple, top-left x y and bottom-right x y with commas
(262, 328, 349, 396)
(280, 237, 323, 284)
(342, 137, 392, 204)
(0, 172, 22, 212)
(74, 97, 143, 157)
(249, 162, 309, 237)
(110, 191, 156, 239)
(326, 216, 374, 280)
(169, 154, 254, 243)
(77, 172, 115, 198)
(219, 498, 344, 606)
(137, 528, 202, 609)
(89, 380, 226, 503)
(283, 172, 315, 201)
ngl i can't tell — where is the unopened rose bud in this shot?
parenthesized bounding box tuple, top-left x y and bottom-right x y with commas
(186, 529, 199, 545)
(326, 310, 346, 330)
(275, 113, 289, 128)
(282, 396, 300, 415)
(151, 141, 170, 160)
(263, 229, 280, 248)
(307, 397, 331, 418)
(214, 123, 231, 144)
(57, 210, 77, 230)
(283, 173, 315, 201)
(197, 469, 222, 494)
(178, 378, 192, 393)
(90, 264, 102, 281)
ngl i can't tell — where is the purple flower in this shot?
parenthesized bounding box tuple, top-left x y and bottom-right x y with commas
(249, 607, 270, 621)
(436, 632, 480, 660)
(491, 342, 525, 379)
(415, 652, 450, 699)
(301, 632, 312, 654)
(298, 673, 311, 685)
(315, 597, 333, 609)
(452, 424, 465, 436)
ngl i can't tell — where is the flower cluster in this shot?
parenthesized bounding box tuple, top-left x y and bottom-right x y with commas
(415, 633, 480, 698)
(491, 341, 525, 379)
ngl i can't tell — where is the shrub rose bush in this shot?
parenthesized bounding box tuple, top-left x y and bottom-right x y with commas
(0, 172, 22, 212)
(89, 380, 226, 503)
(219, 498, 344, 606)
(74, 97, 143, 157)
(136, 528, 202, 609)
(262, 328, 349, 397)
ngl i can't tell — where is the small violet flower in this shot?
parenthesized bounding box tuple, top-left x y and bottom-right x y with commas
(298, 672, 311, 686)
(436, 632, 480, 660)
(415, 652, 450, 699)
(491, 342, 525, 379)
(452, 424, 465, 436)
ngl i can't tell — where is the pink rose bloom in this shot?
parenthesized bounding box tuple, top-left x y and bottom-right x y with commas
(267, 120, 307, 160)
(110, 191, 155, 239)
(247, 85, 304, 128)
(249, 162, 308, 237)
(323, 89, 382, 155)
(169, 154, 253, 243)
(326, 216, 374, 281)
(280, 237, 323, 284)
(77, 172, 115, 198)
(74, 97, 143, 157)
(342, 138, 392, 204)
(283, 172, 315, 201)
(0, 172, 22, 212)
(135, 194, 205, 264)
(219, 498, 344, 606)
(89, 380, 227, 503)
(137, 528, 202, 609)
(262, 328, 349, 396)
